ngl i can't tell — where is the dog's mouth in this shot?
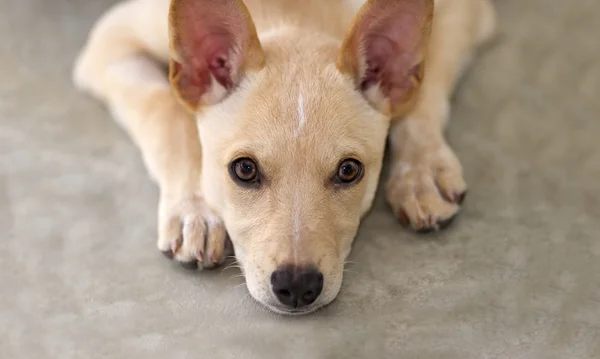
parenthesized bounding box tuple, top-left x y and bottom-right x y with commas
(266, 303, 322, 316)
(259, 297, 332, 316)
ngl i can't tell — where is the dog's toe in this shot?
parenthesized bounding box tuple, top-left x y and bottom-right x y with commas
(386, 149, 466, 233)
(157, 196, 229, 270)
(413, 213, 458, 234)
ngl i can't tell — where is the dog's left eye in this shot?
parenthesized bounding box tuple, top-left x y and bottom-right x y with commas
(335, 159, 364, 185)
(231, 158, 260, 185)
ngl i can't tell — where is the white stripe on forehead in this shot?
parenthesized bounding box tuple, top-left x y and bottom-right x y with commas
(294, 90, 306, 137)
(292, 190, 301, 263)
(292, 88, 305, 261)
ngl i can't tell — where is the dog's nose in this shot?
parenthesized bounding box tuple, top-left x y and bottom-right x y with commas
(270, 265, 324, 308)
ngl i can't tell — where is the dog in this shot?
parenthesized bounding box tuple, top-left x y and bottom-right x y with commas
(73, 0, 496, 314)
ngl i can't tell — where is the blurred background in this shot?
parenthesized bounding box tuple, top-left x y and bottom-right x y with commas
(1, 0, 599, 358)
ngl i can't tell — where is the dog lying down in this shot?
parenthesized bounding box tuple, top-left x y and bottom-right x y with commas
(73, 0, 496, 314)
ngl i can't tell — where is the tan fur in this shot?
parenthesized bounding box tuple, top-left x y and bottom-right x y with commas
(73, 0, 496, 314)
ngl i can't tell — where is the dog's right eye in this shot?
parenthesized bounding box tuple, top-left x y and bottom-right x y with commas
(230, 158, 260, 185)
(334, 158, 364, 185)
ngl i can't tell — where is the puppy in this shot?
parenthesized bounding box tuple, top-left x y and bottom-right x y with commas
(73, 0, 496, 314)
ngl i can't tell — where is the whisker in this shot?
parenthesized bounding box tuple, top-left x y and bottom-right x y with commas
(222, 260, 239, 268)
(233, 282, 247, 290)
(228, 273, 246, 281)
(257, 302, 273, 316)
(221, 262, 242, 272)
(243, 295, 269, 316)
(236, 292, 253, 309)
(343, 259, 360, 270)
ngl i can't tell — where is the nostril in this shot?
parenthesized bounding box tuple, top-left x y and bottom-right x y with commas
(299, 270, 323, 306)
(303, 291, 315, 301)
(277, 289, 292, 299)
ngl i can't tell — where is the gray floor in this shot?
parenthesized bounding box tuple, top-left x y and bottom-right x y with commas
(2, 0, 600, 358)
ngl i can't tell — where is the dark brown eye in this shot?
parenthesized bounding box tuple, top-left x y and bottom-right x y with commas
(336, 159, 363, 184)
(231, 158, 259, 184)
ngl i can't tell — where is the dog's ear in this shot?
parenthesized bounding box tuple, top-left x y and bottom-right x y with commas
(337, 0, 434, 116)
(168, 0, 265, 111)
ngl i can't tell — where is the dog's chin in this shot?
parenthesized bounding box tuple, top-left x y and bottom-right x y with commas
(261, 302, 324, 316)
(256, 296, 335, 316)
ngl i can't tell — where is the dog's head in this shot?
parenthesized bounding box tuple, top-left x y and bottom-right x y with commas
(168, 0, 433, 314)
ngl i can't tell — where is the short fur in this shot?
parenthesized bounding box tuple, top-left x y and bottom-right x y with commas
(73, 0, 496, 314)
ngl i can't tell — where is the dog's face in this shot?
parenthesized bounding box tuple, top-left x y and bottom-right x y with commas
(168, 0, 433, 314)
(197, 39, 390, 314)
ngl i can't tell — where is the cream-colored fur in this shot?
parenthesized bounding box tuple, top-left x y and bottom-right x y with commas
(73, 0, 496, 314)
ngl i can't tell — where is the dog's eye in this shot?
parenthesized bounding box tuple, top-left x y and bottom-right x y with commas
(335, 159, 363, 184)
(231, 158, 259, 183)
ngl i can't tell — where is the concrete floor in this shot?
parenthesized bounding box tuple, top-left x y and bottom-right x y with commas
(1, 0, 599, 358)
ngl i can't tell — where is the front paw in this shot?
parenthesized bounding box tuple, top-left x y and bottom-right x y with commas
(157, 194, 231, 269)
(386, 143, 467, 233)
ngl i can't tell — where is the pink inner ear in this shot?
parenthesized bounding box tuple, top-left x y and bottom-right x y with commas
(179, 29, 237, 90)
(357, 4, 428, 105)
(172, 0, 250, 105)
(361, 34, 419, 105)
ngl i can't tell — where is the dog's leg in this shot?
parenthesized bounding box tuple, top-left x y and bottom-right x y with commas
(385, 0, 496, 232)
(73, 0, 228, 268)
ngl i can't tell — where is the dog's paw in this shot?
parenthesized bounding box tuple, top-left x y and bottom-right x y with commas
(157, 194, 231, 269)
(386, 143, 467, 233)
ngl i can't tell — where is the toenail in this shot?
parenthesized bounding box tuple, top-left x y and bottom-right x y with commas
(456, 191, 467, 205)
(416, 226, 436, 234)
(428, 215, 436, 227)
(416, 217, 424, 230)
(161, 249, 174, 259)
(170, 238, 182, 253)
(442, 190, 454, 203)
(397, 209, 410, 226)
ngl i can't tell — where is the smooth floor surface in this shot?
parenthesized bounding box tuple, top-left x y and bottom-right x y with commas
(1, 0, 599, 358)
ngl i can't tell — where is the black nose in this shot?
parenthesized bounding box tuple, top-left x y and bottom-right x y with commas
(271, 265, 324, 308)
